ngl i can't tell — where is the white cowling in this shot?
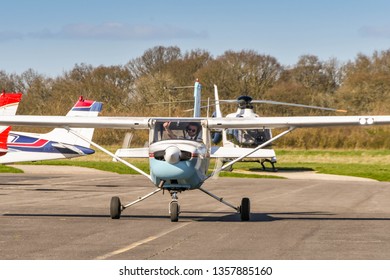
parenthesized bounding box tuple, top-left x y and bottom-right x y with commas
(164, 146, 181, 164)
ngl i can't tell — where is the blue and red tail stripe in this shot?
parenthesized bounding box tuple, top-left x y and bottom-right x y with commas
(0, 92, 23, 107)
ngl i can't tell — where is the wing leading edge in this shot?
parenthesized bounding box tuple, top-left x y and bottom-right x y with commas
(207, 116, 390, 129)
(0, 116, 150, 129)
(1, 115, 390, 130)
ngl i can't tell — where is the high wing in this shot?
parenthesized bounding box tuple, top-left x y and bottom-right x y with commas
(207, 116, 390, 129)
(1, 115, 390, 129)
(0, 116, 150, 129)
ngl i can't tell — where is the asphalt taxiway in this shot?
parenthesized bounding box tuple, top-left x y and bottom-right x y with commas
(1, 166, 390, 260)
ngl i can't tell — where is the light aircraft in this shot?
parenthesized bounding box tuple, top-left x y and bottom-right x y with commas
(0, 96, 103, 164)
(139, 81, 280, 170)
(1, 99, 390, 222)
(0, 91, 23, 156)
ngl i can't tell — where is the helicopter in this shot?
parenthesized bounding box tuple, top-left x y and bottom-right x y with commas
(209, 85, 346, 171)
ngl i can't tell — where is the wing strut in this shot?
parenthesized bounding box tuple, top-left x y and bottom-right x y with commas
(198, 187, 239, 212)
(122, 187, 163, 209)
(66, 127, 152, 180)
(207, 127, 296, 178)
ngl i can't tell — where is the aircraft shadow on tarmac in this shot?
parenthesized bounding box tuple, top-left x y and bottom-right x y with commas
(249, 166, 314, 172)
(3, 211, 390, 222)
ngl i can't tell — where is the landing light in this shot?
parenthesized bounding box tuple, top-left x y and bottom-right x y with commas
(359, 117, 374, 125)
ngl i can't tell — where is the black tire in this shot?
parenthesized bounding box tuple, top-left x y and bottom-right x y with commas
(110, 196, 122, 219)
(170, 201, 179, 222)
(240, 197, 250, 221)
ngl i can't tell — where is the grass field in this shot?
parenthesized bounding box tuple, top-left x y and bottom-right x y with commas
(2, 149, 390, 181)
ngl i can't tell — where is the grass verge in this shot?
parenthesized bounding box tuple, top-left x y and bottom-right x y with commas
(2, 149, 390, 181)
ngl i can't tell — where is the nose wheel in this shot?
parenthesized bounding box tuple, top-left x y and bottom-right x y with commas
(170, 201, 179, 222)
(169, 191, 180, 222)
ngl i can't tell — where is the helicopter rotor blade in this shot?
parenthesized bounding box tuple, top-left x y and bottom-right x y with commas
(249, 100, 347, 112)
(147, 99, 210, 106)
(184, 100, 347, 113)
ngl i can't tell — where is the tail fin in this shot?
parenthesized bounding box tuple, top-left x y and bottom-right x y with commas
(212, 84, 230, 145)
(43, 96, 103, 147)
(193, 80, 202, 118)
(0, 92, 23, 155)
(213, 84, 222, 118)
(0, 126, 11, 155)
(0, 91, 23, 115)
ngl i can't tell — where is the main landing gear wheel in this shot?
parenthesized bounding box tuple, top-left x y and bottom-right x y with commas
(170, 201, 179, 222)
(240, 197, 250, 221)
(110, 196, 122, 219)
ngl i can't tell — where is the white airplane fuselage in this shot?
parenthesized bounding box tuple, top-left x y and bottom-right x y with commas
(0, 131, 95, 163)
(147, 119, 210, 190)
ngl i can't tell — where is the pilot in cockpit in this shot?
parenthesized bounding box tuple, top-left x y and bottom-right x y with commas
(163, 121, 201, 140)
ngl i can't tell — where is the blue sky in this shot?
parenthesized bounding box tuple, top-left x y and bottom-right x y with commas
(2, 0, 390, 77)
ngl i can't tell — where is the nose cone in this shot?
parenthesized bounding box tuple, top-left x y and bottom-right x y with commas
(164, 146, 181, 164)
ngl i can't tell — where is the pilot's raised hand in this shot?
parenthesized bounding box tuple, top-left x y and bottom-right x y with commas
(163, 121, 175, 138)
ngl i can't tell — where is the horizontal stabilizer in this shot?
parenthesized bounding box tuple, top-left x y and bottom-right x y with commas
(210, 146, 276, 159)
(114, 147, 149, 159)
(0, 92, 22, 116)
(51, 142, 90, 155)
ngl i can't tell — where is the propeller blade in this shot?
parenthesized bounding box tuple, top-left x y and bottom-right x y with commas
(211, 158, 224, 180)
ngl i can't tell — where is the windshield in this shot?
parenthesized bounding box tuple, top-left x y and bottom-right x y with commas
(153, 120, 202, 142)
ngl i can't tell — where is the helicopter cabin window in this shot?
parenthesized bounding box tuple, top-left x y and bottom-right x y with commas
(153, 121, 202, 142)
(227, 128, 272, 147)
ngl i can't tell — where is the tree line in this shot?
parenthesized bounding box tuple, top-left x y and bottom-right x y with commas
(1, 46, 390, 149)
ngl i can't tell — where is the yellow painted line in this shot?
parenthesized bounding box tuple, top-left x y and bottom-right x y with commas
(95, 222, 189, 260)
